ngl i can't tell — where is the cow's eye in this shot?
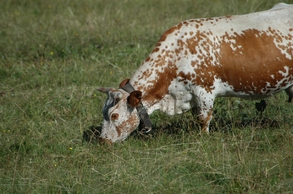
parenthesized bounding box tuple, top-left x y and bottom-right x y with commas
(111, 113, 119, 121)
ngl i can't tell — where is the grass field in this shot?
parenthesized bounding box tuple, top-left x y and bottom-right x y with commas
(1, 0, 293, 193)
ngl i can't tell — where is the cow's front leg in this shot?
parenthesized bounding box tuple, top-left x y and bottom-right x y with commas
(192, 94, 215, 133)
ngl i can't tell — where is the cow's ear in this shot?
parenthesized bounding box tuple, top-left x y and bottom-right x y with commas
(127, 90, 142, 108)
(119, 78, 130, 88)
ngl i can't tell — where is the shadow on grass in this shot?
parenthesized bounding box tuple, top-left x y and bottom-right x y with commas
(82, 125, 102, 144)
(82, 114, 281, 144)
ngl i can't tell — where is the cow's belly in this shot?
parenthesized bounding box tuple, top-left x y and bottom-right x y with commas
(157, 74, 293, 115)
(218, 89, 283, 100)
(213, 77, 293, 100)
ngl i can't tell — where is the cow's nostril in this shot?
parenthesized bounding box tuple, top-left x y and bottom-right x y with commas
(111, 113, 119, 121)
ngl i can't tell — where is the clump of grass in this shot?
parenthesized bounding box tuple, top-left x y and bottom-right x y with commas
(1, 0, 293, 193)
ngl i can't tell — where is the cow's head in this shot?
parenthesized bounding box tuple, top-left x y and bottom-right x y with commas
(97, 80, 151, 144)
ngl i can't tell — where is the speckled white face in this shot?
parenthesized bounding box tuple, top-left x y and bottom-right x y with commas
(99, 89, 140, 143)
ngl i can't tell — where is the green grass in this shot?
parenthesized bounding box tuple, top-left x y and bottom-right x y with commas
(1, 0, 293, 193)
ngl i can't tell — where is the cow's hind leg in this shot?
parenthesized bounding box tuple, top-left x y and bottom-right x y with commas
(285, 85, 293, 103)
(193, 94, 215, 133)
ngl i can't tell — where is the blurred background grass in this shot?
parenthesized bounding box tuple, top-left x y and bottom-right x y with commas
(1, 0, 293, 193)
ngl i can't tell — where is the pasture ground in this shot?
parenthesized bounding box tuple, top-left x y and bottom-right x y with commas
(1, 0, 293, 193)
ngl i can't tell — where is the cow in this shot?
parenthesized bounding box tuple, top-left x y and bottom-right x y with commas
(97, 3, 293, 144)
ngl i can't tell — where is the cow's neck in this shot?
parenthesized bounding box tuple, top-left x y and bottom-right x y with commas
(129, 78, 167, 114)
(129, 54, 195, 116)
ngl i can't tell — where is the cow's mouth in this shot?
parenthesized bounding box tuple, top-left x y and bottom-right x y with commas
(98, 137, 114, 145)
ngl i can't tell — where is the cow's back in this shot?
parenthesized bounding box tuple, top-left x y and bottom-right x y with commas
(131, 3, 293, 101)
(196, 4, 293, 97)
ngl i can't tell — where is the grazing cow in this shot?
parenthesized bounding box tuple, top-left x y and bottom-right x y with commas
(98, 3, 293, 143)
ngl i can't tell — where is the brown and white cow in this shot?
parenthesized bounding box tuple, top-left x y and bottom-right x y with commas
(98, 3, 293, 143)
